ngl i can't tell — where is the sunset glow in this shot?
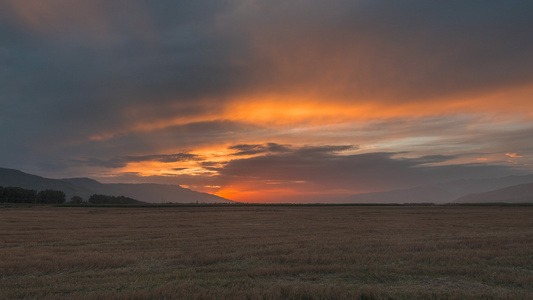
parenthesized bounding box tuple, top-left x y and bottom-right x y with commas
(1, 0, 532, 203)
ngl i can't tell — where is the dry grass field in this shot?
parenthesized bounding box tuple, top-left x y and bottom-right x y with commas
(0, 205, 532, 299)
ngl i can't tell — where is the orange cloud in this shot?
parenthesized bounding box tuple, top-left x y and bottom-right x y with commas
(111, 83, 533, 141)
(506, 153, 524, 158)
(97, 146, 238, 180)
(223, 84, 533, 126)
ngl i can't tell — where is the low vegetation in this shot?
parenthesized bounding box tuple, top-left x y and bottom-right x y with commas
(0, 206, 532, 299)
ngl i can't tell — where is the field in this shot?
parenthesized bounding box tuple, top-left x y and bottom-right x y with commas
(1, 206, 532, 299)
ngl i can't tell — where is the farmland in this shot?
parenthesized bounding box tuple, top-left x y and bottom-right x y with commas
(1, 206, 532, 299)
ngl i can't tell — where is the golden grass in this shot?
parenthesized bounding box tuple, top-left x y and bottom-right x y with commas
(1, 206, 532, 299)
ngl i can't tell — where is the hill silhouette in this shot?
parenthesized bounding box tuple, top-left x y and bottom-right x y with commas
(341, 174, 533, 204)
(454, 182, 533, 203)
(0, 167, 233, 204)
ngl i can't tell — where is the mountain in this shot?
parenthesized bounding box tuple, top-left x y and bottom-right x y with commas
(0, 168, 95, 199)
(454, 182, 533, 203)
(338, 185, 454, 204)
(0, 167, 233, 203)
(341, 174, 533, 204)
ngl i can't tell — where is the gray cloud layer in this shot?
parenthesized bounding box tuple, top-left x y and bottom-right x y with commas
(214, 145, 521, 193)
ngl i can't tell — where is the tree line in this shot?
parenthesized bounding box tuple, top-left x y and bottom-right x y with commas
(86, 194, 143, 205)
(0, 186, 66, 204)
(0, 186, 143, 205)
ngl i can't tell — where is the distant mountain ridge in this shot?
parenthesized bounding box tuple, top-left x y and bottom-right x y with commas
(454, 182, 533, 203)
(0, 167, 233, 203)
(341, 174, 533, 204)
(2, 167, 532, 204)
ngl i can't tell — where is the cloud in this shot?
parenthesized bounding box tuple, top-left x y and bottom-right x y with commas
(294, 145, 357, 156)
(0, 0, 250, 147)
(223, 0, 533, 104)
(228, 143, 292, 156)
(228, 144, 358, 157)
(2, 0, 532, 145)
(506, 153, 523, 158)
(414, 155, 459, 165)
(75, 153, 198, 168)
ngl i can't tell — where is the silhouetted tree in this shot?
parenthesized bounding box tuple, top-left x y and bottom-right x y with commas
(37, 189, 66, 204)
(88, 194, 142, 204)
(0, 186, 37, 203)
(70, 196, 84, 204)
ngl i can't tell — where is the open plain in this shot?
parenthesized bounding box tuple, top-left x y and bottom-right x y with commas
(1, 205, 532, 299)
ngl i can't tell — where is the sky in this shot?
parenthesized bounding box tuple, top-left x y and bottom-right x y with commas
(1, 0, 533, 202)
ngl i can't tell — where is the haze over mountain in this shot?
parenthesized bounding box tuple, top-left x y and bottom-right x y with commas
(0, 167, 232, 204)
(339, 174, 533, 204)
(454, 182, 533, 204)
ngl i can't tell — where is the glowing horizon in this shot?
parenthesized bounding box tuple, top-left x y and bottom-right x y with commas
(1, 0, 532, 202)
